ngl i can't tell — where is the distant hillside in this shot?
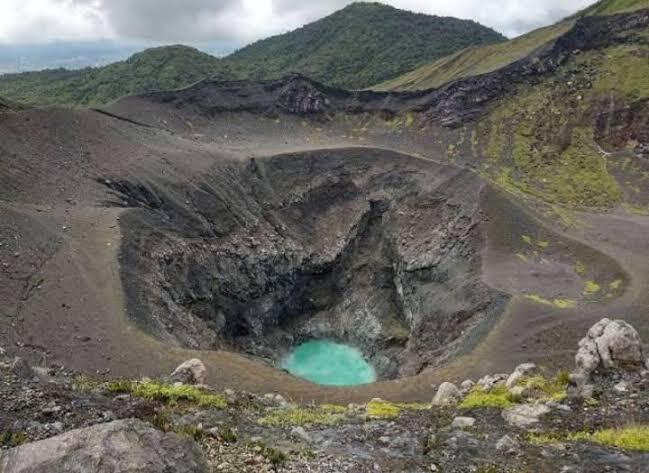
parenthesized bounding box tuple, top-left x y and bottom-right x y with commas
(0, 2, 504, 106)
(587, 0, 649, 14)
(0, 45, 228, 107)
(223, 2, 505, 89)
(372, 0, 649, 91)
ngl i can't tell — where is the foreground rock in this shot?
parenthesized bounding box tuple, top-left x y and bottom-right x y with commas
(571, 318, 647, 399)
(505, 363, 538, 389)
(575, 318, 645, 375)
(432, 382, 461, 406)
(502, 404, 551, 428)
(0, 419, 208, 473)
(170, 358, 207, 385)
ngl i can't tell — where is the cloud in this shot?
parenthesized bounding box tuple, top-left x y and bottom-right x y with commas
(0, 0, 111, 43)
(0, 0, 598, 46)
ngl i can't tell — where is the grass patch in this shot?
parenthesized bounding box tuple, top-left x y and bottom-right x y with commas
(259, 405, 347, 427)
(515, 373, 569, 402)
(531, 425, 649, 452)
(364, 399, 428, 418)
(395, 402, 431, 411)
(528, 431, 564, 446)
(524, 294, 577, 309)
(126, 380, 226, 407)
(459, 385, 515, 409)
(568, 425, 649, 451)
(583, 280, 601, 295)
(462, 372, 569, 409)
(609, 279, 623, 290)
(366, 399, 403, 418)
(589, 0, 649, 15)
(76, 377, 227, 408)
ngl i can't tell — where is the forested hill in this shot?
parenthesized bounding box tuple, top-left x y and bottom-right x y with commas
(0, 2, 505, 106)
(223, 2, 505, 90)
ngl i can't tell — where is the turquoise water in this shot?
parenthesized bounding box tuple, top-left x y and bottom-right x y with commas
(281, 340, 376, 386)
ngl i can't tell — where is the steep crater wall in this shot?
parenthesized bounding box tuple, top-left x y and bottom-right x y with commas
(107, 148, 509, 379)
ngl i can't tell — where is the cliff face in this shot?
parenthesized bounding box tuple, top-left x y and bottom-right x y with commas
(105, 148, 508, 379)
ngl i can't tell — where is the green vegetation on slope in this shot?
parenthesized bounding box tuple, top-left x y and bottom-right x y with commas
(223, 2, 504, 90)
(0, 3, 504, 106)
(479, 40, 649, 209)
(0, 45, 229, 107)
(373, 20, 574, 91)
(530, 425, 649, 452)
(373, 0, 649, 91)
(588, 0, 649, 15)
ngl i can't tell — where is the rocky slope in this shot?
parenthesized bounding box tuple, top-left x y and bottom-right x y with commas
(1, 319, 648, 472)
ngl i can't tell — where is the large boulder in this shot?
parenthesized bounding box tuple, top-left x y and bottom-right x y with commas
(170, 358, 207, 385)
(575, 319, 645, 375)
(432, 382, 461, 406)
(0, 419, 208, 473)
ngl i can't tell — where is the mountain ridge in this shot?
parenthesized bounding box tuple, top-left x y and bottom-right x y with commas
(372, 0, 649, 91)
(0, 2, 504, 106)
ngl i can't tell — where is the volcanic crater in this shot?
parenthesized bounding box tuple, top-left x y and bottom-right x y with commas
(105, 147, 509, 380)
(1, 9, 647, 399)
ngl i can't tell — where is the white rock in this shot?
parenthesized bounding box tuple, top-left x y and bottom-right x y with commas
(575, 319, 645, 376)
(477, 373, 508, 391)
(613, 381, 629, 393)
(495, 434, 519, 452)
(575, 337, 600, 374)
(460, 380, 474, 392)
(596, 320, 644, 368)
(290, 426, 312, 443)
(506, 363, 539, 389)
(170, 358, 207, 385)
(502, 404, 550, 428)
(451, 416, 475, 429)
(431, 382, 461, 406)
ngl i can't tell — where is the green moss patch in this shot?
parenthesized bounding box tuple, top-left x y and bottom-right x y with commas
(515, 373, 569, 402)
(531, 425, 649, 452)
(460, 385, 515, 409)
(74, 376, 226, 408)
(583, 280, 601, 295)
(363, 399, 431, 419)
(478, 45, 646, 209)
(259, 405, 347, 427)
(568, 425, 649, 451)
(524, 294, 577, 309)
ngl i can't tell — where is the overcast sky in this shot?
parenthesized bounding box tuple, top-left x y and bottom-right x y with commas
(0, 0, 597, 48)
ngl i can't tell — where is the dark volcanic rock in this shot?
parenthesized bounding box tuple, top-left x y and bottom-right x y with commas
(109, 10, 649, 128)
